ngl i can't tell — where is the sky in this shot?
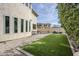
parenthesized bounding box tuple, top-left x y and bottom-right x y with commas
(32, 3, 61, 26)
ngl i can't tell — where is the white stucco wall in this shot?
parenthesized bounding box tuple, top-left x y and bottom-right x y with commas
(0, 3, 37, 42)
(31, 12, 38, 32)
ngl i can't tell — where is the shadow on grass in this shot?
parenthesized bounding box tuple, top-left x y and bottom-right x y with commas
(22, 34, 73, 56)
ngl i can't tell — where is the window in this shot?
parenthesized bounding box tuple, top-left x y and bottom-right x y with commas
(25, 3, 28, 7)
(29, 21, 31, 32)
(33, 24, 36, 29)
(21, 19, 24, 32)
(22, 3, 28, 6)
(29, 3, 31, 9)
(5, 16, 10, 33)
(14, 17, 18, 33)
(26, 20, 28, 32)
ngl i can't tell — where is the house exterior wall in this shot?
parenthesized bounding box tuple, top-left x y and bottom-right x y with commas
(0, 3, 37, 42)
(37, 23, 52, 34)
(52, 27, 66, 33)
(37, 23, 65, 34)
(31, 12, 37, 34)
(37, 28, 53, 34)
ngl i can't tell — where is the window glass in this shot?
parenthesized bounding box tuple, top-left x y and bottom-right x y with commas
(33, 24, 36, 29)
(25, 3, 28, 7)
(14, 17, 18, 33)
(29, 21, 31, 32)
(29, 3, 31, 9)
(26, 20, 28, 32)
(21, 19, 24, 32)
(5, 16, 10, 33)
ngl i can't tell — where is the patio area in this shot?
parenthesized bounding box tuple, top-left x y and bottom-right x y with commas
(0, 34, 50, 56)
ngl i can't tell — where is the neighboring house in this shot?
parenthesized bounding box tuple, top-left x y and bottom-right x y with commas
(37, 23, 65, 34)
(52, 25, 65, 33)
(0, 3, 38, 42)
(37, 23, 52, 34)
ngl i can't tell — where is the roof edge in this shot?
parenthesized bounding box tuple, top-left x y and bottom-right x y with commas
(32, 9, 39, 17)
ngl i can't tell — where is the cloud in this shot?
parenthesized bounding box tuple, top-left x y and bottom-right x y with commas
(32, 3, 60, 25)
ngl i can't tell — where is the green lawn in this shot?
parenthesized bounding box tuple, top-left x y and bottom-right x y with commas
(22, 34, 73, 56)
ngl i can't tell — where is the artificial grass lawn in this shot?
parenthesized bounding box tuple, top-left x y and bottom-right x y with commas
(22, 34, 73, 56)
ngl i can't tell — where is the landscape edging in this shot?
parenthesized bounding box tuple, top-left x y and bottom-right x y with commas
(16, 47, 34, 56)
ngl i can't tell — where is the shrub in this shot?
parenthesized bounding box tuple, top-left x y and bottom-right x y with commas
(57, 3, 79, 43)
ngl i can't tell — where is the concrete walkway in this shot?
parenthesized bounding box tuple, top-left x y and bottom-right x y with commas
(0, 34, 50, 56)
